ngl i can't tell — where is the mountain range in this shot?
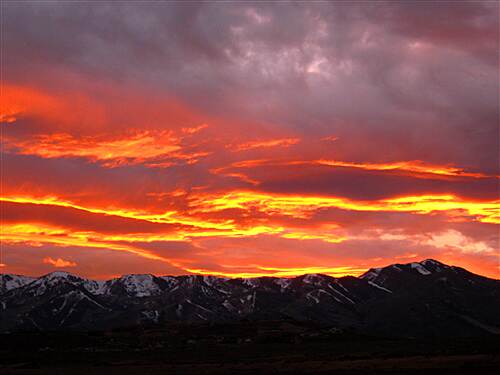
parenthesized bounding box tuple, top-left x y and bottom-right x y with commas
(1, 259, 499, 338)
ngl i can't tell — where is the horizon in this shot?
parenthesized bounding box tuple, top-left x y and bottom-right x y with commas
(2, 258, 498, 281)
(1, 2, 499, 281)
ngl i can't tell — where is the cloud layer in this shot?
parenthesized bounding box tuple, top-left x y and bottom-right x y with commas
(1, 1, 498, 279)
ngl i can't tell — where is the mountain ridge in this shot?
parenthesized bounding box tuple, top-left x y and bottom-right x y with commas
(3, 258, 497, 288)
(1, 259, 499, 337)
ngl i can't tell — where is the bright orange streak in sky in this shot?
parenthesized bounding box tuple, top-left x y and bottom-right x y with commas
(185, 266, 366, 278)
(226, 159, 493, 179)
(0, 197, 284, 242)
(0, 196, 234, 230)
(0, 223, 170, 263)
(280, 225, 345, 243)
(189, 191, 500, 224)
(316, 159, 492, 178)
(2, 191, 498, 235)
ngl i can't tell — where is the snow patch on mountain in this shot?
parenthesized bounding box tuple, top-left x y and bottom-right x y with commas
(368, 281, 393, 293)
(410, 263, 432, 275)
(241, 278, 260, 288)
(361, 259, 446, 281)
(306, 291, 320, 303)
(83, 280, 108, 295)
(223, 299, 235, 311)
(360, 268, 382, 281)
(275, 278, 292, 291)
(186, 299, 214, 314)
(303, 274, 333, 286)
(0, 274, 36, 293)
(117, 274, 161, 297)
(328, 284, 356, 303)
(203, 275, 228, 286)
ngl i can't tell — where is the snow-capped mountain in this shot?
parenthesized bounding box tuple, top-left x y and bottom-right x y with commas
(361, 259, 450, 282)
(1, 259, 499, 338)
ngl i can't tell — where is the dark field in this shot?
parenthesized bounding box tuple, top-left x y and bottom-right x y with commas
(1, 321, 499, 374)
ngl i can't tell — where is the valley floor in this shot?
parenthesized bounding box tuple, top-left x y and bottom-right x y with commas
(1, 354, 500, 375)
(1, 322, 499, 374)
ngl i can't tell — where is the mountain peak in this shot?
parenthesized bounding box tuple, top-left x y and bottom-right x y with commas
(360, 259, 453, 281)
(419, 258, 448, 270)
(42, 271, 82, 281)
(301, 273, 334, 284)
(420, 258, 444, 266)
(46, 271, 73, 277)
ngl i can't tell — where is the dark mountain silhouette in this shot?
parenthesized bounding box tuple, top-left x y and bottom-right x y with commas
(1, 259, 499, 338)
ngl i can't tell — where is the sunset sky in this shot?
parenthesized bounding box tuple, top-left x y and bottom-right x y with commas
(1, 1, 499, 279)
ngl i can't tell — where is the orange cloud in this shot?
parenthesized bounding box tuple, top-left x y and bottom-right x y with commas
(321, 135, 339, 142)
(281, 230, 345, 244)
(182, 124, 208, 134)
(5, 130, 211, 168)
(10, 132, 177, 163)
(43, 257, 77, 268)
(210, 165, 261, 186)
(231, 137, 300, 151)
(0, 111, 20, 124)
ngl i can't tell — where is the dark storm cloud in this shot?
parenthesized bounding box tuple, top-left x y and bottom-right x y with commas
(4, 1, 498, 173)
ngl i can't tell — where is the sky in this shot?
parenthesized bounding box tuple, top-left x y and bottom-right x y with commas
(1, 1, 499, 280)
